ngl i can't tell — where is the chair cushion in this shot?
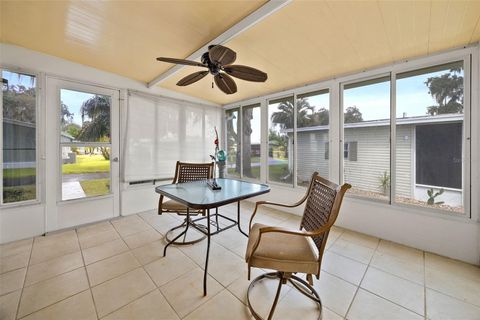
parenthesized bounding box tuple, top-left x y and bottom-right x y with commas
(246, 223, 320, 275)
(161, 199, 188, 211)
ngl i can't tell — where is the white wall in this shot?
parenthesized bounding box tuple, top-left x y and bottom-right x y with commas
(246, 184, 480, 265)
(0, 43, 219, 243)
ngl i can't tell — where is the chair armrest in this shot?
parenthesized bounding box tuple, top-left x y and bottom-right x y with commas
(248, 197, 309, 231)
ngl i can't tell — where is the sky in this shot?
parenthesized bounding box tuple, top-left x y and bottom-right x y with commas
(61, 89, 96, 125)
(4, 67, 459, 145)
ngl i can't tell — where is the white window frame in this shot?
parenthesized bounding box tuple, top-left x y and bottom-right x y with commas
(266, 94, 295, 188)
(240, 103, 262, 182)
(390, 55, 471, 217)
(339, 72, 392, 205)
(0, 66, 42, 207)
(223, 45, 476, 219)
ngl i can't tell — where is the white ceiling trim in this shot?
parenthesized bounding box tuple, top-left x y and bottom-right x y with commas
(146, 0, 292, 88)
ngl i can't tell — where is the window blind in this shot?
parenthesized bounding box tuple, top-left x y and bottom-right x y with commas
(123, 91, 221, 182)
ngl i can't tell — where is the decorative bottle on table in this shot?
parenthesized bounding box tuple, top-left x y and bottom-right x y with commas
(207, 127, 223, 190)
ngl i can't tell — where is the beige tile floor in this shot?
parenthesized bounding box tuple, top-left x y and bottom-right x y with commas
(1, 202, 480, 320)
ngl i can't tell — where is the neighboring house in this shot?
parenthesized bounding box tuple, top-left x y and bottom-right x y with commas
(288, 114, 463, 206)
(60, 132, 76, 163)
(3, 119, 77, 167)
(2, 118, 36, 169)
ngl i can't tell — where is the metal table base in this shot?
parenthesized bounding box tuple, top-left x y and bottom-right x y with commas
(163, 200, 248, 296)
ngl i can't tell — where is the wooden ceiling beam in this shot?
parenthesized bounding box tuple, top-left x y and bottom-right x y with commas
(146, 0, 292, 88)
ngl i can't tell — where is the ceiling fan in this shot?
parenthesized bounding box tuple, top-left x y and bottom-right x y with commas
(156, 45, 267, 95)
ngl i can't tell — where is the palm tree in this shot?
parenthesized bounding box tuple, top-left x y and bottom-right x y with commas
(77, 95, 111, 159)
(270, 98, 313, 129)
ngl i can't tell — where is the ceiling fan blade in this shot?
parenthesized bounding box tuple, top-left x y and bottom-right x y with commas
(223, 65, 268, 82)
(156, 57, 206, 67)
(214, 73, 237, 95)
(176, 71, 209, 86)
(209, 45, 236, 66)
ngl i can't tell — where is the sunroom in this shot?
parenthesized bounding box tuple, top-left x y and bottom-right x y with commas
(1, 1, 480, 320)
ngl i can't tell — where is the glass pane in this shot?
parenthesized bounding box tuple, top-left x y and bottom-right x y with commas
(268, 96, 294, 185)
(61, 146, 111, 200)
(343, 77, 390, 201)
(60, 89, 111, 143)
(226, 108, 240, 176)
(242, 104, 261, 180)
(2, 70, 37, 203)
(396, 61, 464, 214)
(296, 90, 329, 186)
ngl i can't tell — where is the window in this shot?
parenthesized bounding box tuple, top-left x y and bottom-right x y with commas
(124, 92, 221, 182)
(242, 104, 261, 179)
(395, 61, 465, 213)
(268, 96, 294, 185)
(342, 76, 391, 201)
(225, 108, 240, 177)
(296, 90, 329, 187)
(60, 89, 112, 200)
(2, 70, 37, 204)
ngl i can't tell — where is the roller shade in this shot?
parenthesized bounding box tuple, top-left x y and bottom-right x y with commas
(123, 91, 221, 182)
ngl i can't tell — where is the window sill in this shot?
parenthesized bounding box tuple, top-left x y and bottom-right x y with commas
(1, 199, 42, 210)
(345, 195, 473, 223)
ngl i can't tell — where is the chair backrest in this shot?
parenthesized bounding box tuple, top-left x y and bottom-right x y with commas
(300, 173, 351, 262)
(173, 161, 214, 183)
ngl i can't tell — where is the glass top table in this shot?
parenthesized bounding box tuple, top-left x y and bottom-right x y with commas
(155, 178, 270, 210)
(155, 178, 270, 295)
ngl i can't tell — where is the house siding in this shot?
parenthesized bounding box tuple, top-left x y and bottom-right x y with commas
(296, 125, 413, 197)
(297, 132, 329, 184)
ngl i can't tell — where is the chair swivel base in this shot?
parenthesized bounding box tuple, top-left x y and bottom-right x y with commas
(164, 218, 207, 245)
(247, 271, 322, 320)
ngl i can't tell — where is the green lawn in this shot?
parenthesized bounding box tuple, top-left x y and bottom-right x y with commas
(3, 168, 35, 179)
(79, 179, 110, 197)
(3, 185, 36, 203)
(227, 163, 290, 182)
(62, 155, 110, 174)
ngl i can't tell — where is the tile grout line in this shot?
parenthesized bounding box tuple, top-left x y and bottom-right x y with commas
(343, 238, 381, 319)
(75, 228, 101, 320)
(134, 217, 184, 320)
(14, 239, 33, 320)
(139, 212, 223, 320)
(423, 250, 427, 320)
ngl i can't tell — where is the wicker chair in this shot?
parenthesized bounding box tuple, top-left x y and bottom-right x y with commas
(245, 172, 351, 320)
(158, 161, 214, 245)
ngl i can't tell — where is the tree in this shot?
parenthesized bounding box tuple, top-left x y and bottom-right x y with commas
(344, 106, 363, 123)
(226, 112, 240, 174)
(270, 98, 313, 129)
(77, 95, 111, 159)
(242, 108, 253, 177)
(2, 85, 36, 123)
(64, 123, 81, 139)
(61, 102, 73, 128)
(425, 67, 464, 115)
(311, 107, 329, 126)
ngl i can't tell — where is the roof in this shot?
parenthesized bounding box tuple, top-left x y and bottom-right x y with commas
(286, 114, 464, 133)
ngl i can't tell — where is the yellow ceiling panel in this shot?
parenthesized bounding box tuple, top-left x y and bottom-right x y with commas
(378, 1, 431, 60)
(1, 0, 266, 82)
(429, 0, 480, 53)
(3, 0, 480, 105)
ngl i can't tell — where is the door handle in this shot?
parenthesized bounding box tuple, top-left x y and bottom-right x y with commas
(112, 157, 119, 162)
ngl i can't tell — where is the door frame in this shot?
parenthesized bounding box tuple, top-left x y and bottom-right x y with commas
(45, 76, 120, 231)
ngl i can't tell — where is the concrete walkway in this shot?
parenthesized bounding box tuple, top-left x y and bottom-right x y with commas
(62, 181, 86, 200)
